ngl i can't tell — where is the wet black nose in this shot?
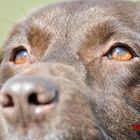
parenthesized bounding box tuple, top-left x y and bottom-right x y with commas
(0, 76, 58, 124)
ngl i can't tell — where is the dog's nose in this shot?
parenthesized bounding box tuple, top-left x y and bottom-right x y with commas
(0, 76, 58, 124)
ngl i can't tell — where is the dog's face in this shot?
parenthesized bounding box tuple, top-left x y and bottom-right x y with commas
(0, 0, 140, 139)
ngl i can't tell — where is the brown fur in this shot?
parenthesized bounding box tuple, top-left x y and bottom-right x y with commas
(0, 0, 140, 139)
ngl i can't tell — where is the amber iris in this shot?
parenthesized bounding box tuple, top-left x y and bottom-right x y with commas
(109, 47, 133, 61)
(14, 50, 29, 64)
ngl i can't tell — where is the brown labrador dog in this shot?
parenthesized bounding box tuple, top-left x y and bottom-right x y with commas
(0, 0, 140, 139)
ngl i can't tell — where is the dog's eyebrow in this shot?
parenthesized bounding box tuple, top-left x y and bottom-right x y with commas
(27, 25, 52, 57)
(83, 20, 115, 48)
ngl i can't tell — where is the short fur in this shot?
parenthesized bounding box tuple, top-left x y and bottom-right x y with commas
(0, 0, 140, 140)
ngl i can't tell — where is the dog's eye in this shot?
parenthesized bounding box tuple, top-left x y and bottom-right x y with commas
(14, 49, 29, 64)
(108, 44, 133, 61)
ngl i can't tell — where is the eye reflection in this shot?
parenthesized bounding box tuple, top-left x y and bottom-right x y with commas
(14, 49, 29, 64)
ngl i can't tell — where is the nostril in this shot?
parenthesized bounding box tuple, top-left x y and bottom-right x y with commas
(28, 93, 40, 105)
(1, 94, 14, 107)
(28, 92, 55, 105)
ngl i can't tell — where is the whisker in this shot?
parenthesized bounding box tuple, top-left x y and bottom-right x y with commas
(97, 125, 113, 140)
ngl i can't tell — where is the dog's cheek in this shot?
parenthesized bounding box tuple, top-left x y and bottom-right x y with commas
(0, 64, 15, 83)
(124, 79, 140, 113)
(0, 61, 31, 84)
(121, 60, 140, 111)
(84, 59, 140, 139)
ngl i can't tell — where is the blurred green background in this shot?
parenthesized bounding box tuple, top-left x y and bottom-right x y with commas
(0, 0, 58, 45)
